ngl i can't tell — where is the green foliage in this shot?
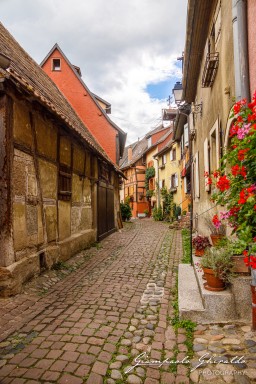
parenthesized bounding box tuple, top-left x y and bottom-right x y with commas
(174, 205, 182, 219)
(152, 206, 163, 221)
(161, 187, 175, 220)
(181, 229, 191, 264)
(145, 166, 155, 180)
(120, 202, 132, 221)
(145, 166, 155, 196)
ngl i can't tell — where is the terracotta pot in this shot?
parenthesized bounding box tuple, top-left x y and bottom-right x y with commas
(231, 255, 250, 274)
(203, 267, 226, 291)
(210, 234, 224, 246)
(195, 248, 205, 257)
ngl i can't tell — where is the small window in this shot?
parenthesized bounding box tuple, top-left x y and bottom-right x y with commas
(52, 58, 61, 71)
(59, 164, 72, 201)
(162, 154, 166, 165)
(171, 148, 176, 161)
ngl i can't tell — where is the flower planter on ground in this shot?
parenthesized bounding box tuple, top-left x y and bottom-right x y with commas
(210, 234, 225, 246)
(203, 267, 226, 291)
(232, 255, 250, 274)
(195, 248, 205, 257)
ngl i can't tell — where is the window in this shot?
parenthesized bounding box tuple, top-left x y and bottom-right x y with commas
(184, 123, 189, 147)
(181, 134, 184, 157)
(209, 118, 220, 173)
(59, 164, 72, 201)
(170, 173, 178, 189)
(204, 138, 210, 192)
(52, 58, 61, 71)
(147, 137, 152, 148)
(162, 154, 166, 165)
(194, 152, 200, 199)
(170, 148, 176, 161)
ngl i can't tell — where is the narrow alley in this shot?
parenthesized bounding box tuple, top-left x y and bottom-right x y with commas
(0, 220, 188, 384)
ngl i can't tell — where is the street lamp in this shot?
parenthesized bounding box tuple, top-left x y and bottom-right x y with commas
(172, 81, 183, 105)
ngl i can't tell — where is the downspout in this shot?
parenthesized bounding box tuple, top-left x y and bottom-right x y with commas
(232, 0, 250, 100)
(155, 158, 160, 208)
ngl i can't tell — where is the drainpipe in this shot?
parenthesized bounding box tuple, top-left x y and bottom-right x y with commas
(155, 158, 160, 208)
(232, 0, 250, 101)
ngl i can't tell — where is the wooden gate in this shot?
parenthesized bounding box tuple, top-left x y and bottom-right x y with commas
(97, 181, 115, 240)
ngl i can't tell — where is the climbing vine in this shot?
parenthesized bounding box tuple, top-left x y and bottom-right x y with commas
(145, 166, 155, 197)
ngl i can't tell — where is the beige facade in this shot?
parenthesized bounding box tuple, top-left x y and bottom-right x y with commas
(182, 0, 235, 235)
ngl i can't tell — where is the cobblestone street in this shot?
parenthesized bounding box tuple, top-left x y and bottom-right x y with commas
(0, 219, 188, 384)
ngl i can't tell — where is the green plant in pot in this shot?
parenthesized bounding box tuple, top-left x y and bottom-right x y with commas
(200, 246, 235, 291)
(192, 235, 211, 256)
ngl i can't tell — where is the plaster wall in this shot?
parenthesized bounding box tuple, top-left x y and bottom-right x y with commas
(191, 0, 235, 235)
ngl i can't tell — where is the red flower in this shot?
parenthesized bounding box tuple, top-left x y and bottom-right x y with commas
(254, 205, 256, 211)
(229, 124, 238, 137)
(238, 187, 254, 204)
(238, 148, 250, 161)
(207, 177, 213, 185)
(204, 171, 209, 177)
(216, 175, 230, 191)
(233, 103, 241, 114)
(213, 171, 220, 178)
(231, 165, 240, 176)
(240, 166, 247, 179)
(243, 256, 250, 267)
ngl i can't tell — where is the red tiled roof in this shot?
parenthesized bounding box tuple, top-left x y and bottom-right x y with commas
(0, 22, 123, 174)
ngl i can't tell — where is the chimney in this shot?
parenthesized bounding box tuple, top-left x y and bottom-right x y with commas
(128, 146, 132, 162)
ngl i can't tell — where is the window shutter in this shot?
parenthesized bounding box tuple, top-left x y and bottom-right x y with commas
(184, 123, 189, 147)
(194, 152, 200, 198)
(159, 180, 162, 189)
(184, 176, 187, 193)
(175, 173, 179, 187)
(170, 150, 173, 161)
(204, 138, 210, 192)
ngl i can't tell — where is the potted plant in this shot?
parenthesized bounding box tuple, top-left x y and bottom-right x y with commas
(228, 240, 249, 274)
(192, 235, 211, 256)
(200, 246, 235, 291)
(204, 214, 226, 246)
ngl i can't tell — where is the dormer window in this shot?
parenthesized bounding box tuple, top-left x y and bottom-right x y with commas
(52, 58, 61, 71)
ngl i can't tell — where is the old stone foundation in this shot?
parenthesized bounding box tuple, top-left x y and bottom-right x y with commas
(0, 229, 96, 297)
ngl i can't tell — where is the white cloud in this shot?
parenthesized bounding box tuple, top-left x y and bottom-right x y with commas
(1, 0, 187, 144)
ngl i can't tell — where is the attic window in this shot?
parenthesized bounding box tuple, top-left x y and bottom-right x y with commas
(52, 58, 61, 71)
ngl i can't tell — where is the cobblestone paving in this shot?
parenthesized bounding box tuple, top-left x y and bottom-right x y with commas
(0, 219, 189, 384)
(191, 324, 256, 384)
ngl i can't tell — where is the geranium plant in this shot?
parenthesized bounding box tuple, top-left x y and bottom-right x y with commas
(192, 235, 211, 250)
(205, 93, 256, 284)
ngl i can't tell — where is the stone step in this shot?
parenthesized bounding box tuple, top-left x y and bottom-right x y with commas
(178, 264, 205, 322)
(178, 257, 237, 323)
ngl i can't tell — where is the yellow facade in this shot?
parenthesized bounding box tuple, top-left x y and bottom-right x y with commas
(156, 142, 183, 211)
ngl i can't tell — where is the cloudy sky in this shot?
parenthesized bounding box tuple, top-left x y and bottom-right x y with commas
(1, 0, 187, 144)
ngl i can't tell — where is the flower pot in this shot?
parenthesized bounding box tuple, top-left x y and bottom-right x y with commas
(231, 255, 250, 274)
(203, 267, 226, 291)
(210, 234, 224, 246)
(195, 248, 205, 257)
